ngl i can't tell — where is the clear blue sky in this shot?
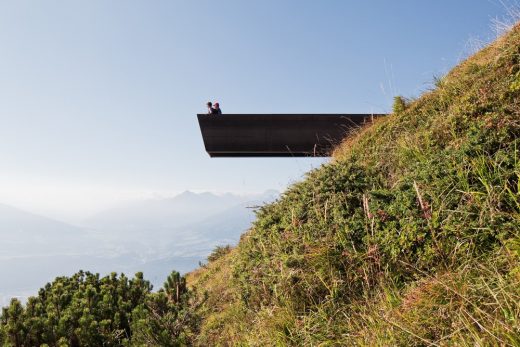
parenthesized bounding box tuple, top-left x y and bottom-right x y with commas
(0, 0, 514, 219)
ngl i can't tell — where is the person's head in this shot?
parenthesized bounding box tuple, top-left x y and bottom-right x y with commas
(214, 102, 220, 108)
(206, 101, 212, 107)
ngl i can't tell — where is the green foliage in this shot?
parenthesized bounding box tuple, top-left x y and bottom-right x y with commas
(510, 70, 520, 92)
(0, 270, 200, 346)
(0, 271, 151, 346)
(131, 278, 202, 347)
(207, 245, 232, 263)
(163, 271, 187, 304)
(0, 323, 4, 346)
(392, 95, 408, 114)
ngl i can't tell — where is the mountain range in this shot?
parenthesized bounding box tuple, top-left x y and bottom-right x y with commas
(0, 190, 278, 305)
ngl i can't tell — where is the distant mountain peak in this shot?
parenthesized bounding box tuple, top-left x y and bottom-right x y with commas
(178, 190, 197, 197)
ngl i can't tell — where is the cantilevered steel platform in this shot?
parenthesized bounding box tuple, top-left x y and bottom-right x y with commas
(197, 114, 386, 157)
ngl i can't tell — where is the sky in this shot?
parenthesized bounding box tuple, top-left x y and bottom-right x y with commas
(0, 0, 516, 221)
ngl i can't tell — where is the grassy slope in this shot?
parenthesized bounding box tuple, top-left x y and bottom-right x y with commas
(187, 25, 520, 346)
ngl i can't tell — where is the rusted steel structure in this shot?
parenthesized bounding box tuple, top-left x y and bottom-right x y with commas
(197, 114, 386, 157)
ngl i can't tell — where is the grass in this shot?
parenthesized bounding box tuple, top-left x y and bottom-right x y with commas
(186, 22, 520, 346)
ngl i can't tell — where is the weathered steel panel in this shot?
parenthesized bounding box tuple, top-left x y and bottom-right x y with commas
(197, 114, 385, 157)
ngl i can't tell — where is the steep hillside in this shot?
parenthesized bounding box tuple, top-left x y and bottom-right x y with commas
(187, 24, 520, 345)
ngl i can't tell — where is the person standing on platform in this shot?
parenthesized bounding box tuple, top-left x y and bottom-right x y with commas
(206, 101, 217, 115)
(213, 102, 222, 115)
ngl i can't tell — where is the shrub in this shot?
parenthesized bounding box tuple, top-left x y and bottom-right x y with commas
(392, 95, 408, 114)
(207, 245, 232, 263)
